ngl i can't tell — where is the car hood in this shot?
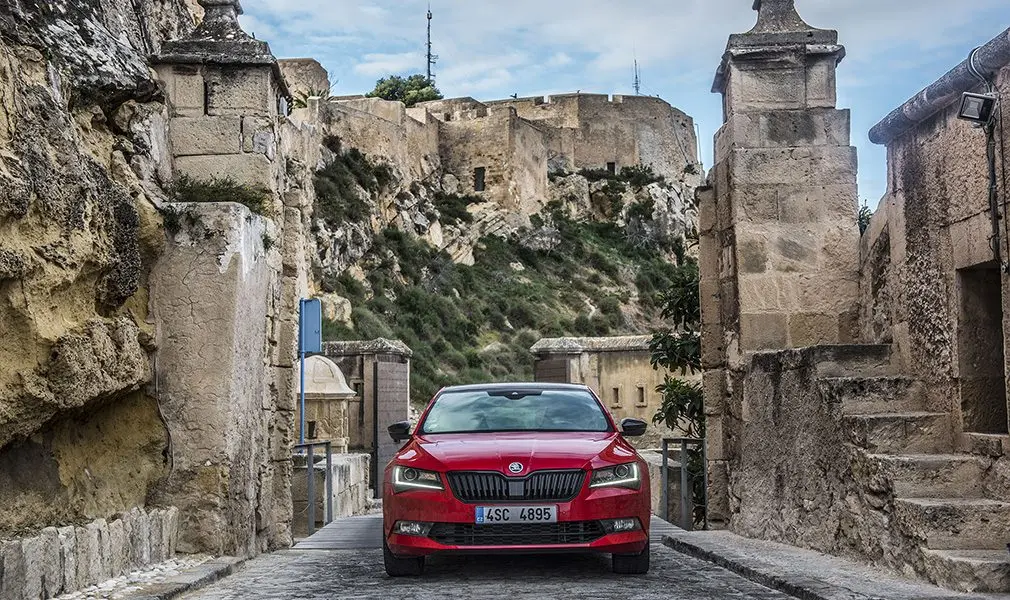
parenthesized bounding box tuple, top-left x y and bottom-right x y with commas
(408, 431, 636, 474)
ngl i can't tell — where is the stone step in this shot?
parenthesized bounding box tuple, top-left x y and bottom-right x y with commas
(959, 433, 1009, 458)
(858, 453, 987, 499)
(895, 497, 1010, 550)
(843, 412, 951, 454)
(920, 548, 1010, 593)
(818, 376, 924, 415)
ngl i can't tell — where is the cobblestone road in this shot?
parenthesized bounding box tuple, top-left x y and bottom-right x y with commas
(179, 544, 793, 600)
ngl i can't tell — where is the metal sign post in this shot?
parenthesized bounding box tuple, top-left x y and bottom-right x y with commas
(298, 298, 322, 445)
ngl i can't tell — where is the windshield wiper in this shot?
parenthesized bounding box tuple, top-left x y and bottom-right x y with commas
(487, 390, 543, 399)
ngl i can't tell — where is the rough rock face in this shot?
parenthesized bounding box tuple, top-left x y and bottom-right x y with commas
(0, 0, 193, 533)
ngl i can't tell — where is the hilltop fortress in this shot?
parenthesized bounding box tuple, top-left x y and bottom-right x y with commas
(281, 60, 701, 217)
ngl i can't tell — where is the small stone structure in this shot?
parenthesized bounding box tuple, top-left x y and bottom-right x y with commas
(300, 355, 357, 452)
(292, 453, 371, 537)
(323, 339, 412, 496)
(530, 336, 699, 447)
(701, 0, 1010, 592)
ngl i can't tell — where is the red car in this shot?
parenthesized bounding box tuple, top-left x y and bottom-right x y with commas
(382, 382, 651, 576)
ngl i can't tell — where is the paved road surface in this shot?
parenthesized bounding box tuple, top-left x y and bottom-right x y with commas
(179, 515, 790, 600)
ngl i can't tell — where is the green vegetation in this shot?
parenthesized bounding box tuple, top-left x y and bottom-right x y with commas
(323, 206, 686, 405)
(431, 191, 481, 224)
(168, 175, 272, 216)
(293, 85, 335, 109)
(314, 142, 394, 227)
(366, 74, 443, 107)
(858, 201, 873, 235)
(648, 232, 705, 526)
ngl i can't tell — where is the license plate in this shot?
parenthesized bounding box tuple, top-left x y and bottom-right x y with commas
(475, 505, 557, 524)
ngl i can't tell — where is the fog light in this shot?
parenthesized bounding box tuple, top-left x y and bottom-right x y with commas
(393, 521, 432, 537)
(602, 518, 640, 534)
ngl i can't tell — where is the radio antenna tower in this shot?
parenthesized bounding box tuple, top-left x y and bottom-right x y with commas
(426, 5, 438, 84)
(633, 59, 641, 95)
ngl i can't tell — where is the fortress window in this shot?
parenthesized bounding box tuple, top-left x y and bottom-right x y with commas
(474, 167, 486, 192)
(607, 162, 617, 175)
(611, 387, 621, 408)
(636, 386, 647, 407)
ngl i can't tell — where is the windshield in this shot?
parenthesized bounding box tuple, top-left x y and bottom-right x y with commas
(419, 389, 611, 434)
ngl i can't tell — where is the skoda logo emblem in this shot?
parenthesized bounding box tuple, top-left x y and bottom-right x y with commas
(508, 462, 523, 474)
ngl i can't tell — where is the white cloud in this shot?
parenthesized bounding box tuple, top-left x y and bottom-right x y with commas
(354, 52, 424, 77)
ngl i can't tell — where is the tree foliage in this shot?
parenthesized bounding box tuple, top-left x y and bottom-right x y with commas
(649, 234, 706, 525)
(365, 74, 443, 107)
(858, 201, 873, 236)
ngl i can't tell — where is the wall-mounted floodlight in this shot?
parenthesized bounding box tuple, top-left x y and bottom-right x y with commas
(957, 92, 997, 125)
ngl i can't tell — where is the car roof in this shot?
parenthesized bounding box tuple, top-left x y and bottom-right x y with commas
(437, 382, 592, 394)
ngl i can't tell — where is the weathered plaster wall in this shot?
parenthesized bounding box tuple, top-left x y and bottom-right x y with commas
(860, 64, 1010, 434)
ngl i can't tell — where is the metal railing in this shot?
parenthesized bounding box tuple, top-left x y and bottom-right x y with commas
(660, 437, 708, 530)
(293, 441, 333, 536)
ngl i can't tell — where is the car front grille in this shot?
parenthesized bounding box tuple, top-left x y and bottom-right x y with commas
(447, 470, 586, 503)
(428, 521, 605, 546)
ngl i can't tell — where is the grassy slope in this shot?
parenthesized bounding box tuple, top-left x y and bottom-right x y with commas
(323, 209, 690, 406)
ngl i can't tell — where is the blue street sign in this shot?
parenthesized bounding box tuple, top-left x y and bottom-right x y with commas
(300, 299, 322, 354)
(299, 298, 323, 445)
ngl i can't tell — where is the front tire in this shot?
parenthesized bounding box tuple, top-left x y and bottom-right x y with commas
(612, 543, 650, 574)
(383, 537, 425, 576)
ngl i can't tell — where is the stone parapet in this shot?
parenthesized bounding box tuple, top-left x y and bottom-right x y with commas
(0, 507, 178, 600)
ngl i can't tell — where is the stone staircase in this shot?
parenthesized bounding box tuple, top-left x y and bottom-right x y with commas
(818, 370, 1010, 593)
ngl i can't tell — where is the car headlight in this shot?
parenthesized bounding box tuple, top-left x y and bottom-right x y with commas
(590, 462, 641, 490)
(392, 466, 444, 493)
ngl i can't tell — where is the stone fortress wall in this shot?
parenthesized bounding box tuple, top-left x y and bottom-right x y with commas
(281, 60, 701, 221)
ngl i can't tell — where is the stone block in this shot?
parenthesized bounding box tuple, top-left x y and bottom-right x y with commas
(696, 186, 717, 233)
(1, 540, 26, 600)
(768, 230, 820, 272)
(57, 526, 77, 593)
(175, 153, 275, 193)
(699, 277, 721, 325)
(788, 313, 840, 347)
(108, 518, 126, 577)
(726, 61, 807, 113)
(701, 321, 725, 370)
(149, 509, 165, 563)
(777, 183, 857, 224)
(738, 237, 768, 274)
(170, 116, 242, 156)
(805, 56, 838, 108)
(731, 185, 778, 223)
(157, 65, 205, 117)
(39, 528, 62, 598)
(706, 460, 731, 526)
(698, 233, 721, 284)
(703, 370, 727, 416)
(74, 524, 101, 588)
(705, 415, 727, 461)
(131, 510, 151, 566)
(950, 212, 994, 270)
(166, 507, 180, 557)
(740, 312, 788, 351)
(243, 116, 277, 159)
(21, 535, 43, 600)
(207, 67, 275, 117)
(731, 146, 857, 187)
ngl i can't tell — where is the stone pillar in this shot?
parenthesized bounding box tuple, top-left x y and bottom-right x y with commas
(701, 0, 859, 526)
(149, 0, 302, 556)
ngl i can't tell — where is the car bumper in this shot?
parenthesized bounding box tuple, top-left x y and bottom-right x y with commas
(383, 482, 650, 557)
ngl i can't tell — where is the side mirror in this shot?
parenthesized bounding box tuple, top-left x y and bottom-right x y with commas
(388, 421, 412, 443)
(620, 418, 647, 437)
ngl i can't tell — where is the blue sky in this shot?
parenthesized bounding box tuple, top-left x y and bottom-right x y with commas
(239, 0, 1010, 207)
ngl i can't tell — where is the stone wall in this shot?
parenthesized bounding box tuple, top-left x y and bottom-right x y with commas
(438, 107, 515, 208)
(292, 453, 371, 537)
(861, 60, 1010, 435)
(487, 93, 700, 181)
(0, 507, 179, 600)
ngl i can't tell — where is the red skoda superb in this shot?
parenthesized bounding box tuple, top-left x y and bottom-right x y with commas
(382, 383, 651, 576)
